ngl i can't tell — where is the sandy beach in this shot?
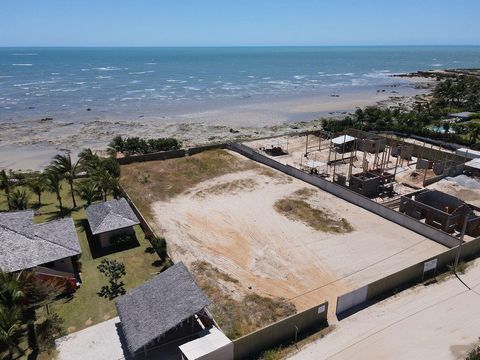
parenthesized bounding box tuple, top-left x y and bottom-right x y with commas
(0, 78, 432, 170)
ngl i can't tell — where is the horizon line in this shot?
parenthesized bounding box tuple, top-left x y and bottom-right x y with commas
(1, 44, 480, 48)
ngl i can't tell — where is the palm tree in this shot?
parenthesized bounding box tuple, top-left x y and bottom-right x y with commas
(0, 305, 27, 360)
(51, 154, 79, 208)
(91, 169, 114, 201)
(7, 190, 28, 211)
(27, 174, 45, 206)
(43, 168, 63, 213)
(0, 271, 60, 359)
(74, 180, 100, 206)
(0, 170, 12, 211)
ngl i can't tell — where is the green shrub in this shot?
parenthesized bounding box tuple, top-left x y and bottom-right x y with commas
(150, 237, 167, 259)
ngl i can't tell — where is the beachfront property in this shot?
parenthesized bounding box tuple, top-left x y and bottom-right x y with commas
(116, 262, 232, 359)
(86, 197, 140, 249)
(0, 210, 81, 289)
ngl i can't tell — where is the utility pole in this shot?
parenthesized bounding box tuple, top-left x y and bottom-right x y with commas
(454, 216, 469, 271)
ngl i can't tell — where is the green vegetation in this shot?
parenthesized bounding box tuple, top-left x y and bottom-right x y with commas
(467, 345, 480, 360)
(0, 149, 168, 359)
(322, 75, 480, 148)
(97, 259, 127, 300)
(108, 135, 181, 157)
(0, 271, 62, 360)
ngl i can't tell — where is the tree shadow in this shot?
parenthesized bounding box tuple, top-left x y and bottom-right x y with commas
(145, 246, 156, 254)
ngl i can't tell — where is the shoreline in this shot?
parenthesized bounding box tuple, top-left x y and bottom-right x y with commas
(0, 78, 433, 171)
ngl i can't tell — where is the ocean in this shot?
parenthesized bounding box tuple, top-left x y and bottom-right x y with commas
(1, 46, 480, 122)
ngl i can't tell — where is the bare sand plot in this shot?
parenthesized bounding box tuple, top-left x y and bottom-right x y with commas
(149, 150, 446, 318)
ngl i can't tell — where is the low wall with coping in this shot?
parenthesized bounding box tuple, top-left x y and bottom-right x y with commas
(233, 302, 328, 360)
(336, 235, 480, 318)
(227, 143, 460, 248)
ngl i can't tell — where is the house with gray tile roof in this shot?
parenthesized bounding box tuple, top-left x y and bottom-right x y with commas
(0, 210, 81, 274)
(116, 262, 214, 356)
(86, 198, 140, 248)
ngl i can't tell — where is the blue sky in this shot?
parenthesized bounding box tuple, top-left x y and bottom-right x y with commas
(1, 0, 479, 46)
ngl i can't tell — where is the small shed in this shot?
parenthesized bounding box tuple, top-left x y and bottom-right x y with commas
(86, 198, 140, 248)
(116, 262, 225, 358)
(331, 135, 356, 153)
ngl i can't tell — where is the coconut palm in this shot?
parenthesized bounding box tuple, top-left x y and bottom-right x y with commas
(43, 168, 63, 213)
(74, 180, 100, 206)
(27, 174, 45, 206)
(0, 271, 61, 359)
(7, 189, 28, 211)
(0, 170, 12, 211)
(0, 305, 27, 360)
(51, 153, 79, 207)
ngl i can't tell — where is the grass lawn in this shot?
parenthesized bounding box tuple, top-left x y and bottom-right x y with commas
(0, 180, 163, 334)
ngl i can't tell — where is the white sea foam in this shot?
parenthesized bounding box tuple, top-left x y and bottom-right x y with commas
(96, 76, 112, 79)
(293, 75, 306, 80)
(184, 86, 201, 91)
(12, 64, 33, 66)
(128, 70, 155, 75)
(166, 79, 187, 83)
(431, 63, 443, 67)
(94, 66, 124, 71)
(145, 62, 157, 65)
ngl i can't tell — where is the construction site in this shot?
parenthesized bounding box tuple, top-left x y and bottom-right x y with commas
(245, 129, 480, 241)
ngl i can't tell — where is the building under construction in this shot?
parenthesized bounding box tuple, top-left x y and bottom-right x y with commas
(399, 189, 480, 237)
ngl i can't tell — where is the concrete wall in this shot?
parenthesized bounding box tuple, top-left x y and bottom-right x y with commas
(227, 143, 460, 248)
(117, 144, 229, 165)
(233, 302, 328, 360)
(196, 343, 234, 360)
(117, 149, 186, 165)
(52, 257, 75, 274)
(336, 235, 480, 318)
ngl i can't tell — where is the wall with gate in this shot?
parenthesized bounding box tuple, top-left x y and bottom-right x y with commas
(336, 235, 480, 318)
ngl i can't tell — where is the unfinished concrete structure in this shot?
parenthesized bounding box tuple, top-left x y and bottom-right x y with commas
(348, 170, 395, 198)
(399, 189, 480, 237)
(357, 135, 387, 154)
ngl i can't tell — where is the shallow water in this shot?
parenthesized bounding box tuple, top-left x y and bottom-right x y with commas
(2, 46, 480, 123)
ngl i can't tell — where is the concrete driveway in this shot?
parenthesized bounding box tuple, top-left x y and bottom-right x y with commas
(289, 258, 480, 360)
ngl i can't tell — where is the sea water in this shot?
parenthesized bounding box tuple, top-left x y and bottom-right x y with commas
(1, 46, 480, 122)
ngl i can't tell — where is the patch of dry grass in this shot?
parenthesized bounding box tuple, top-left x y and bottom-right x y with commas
(274, 198, 353, 233)
(194, 178, 257, 198)
(120, 149, 259, 218)
(191, 261, 296, 340)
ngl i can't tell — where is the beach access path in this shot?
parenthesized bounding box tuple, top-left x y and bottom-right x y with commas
(288, 258, 480, 360)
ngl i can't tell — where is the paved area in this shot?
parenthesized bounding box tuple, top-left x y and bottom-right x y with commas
(56, 317, 126, 360)
(289, 258, 480, 360)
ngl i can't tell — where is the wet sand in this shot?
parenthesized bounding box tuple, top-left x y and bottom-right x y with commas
(0, 78, 433, 170)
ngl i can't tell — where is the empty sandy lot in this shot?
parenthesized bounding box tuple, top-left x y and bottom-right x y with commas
(152, 150, 446, 315)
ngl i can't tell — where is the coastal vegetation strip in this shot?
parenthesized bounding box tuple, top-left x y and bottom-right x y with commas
(322, 74, 480, 149)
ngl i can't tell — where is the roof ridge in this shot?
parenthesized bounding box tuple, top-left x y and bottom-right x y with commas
(34, 232, 79, 253)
